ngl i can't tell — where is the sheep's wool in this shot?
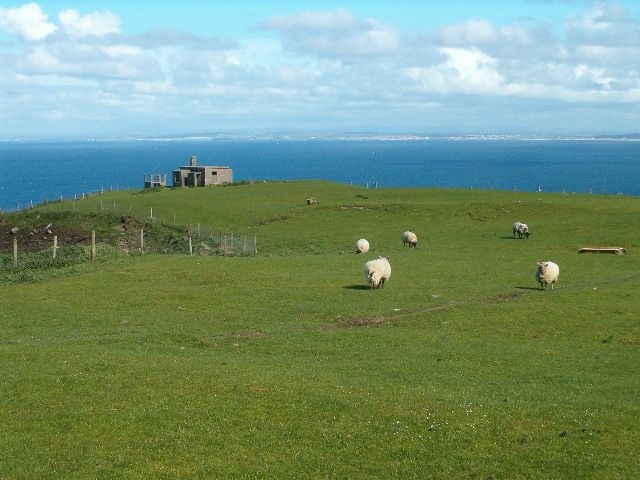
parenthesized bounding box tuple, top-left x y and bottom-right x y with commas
(356, 238, 370, 254)
(364, 257, 391, 289)
(536, 261, 560, 290)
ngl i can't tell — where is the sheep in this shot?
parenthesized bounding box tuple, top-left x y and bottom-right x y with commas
(402, 231, 418, 247)
(512, 221, 530, 239)
(512, 221, 522, 238)
(355, 238, 370, 254)
(536, 261, 560, 290)
(363, 256, 391, 289)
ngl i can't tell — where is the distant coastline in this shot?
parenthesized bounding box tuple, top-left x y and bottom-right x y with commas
(2, 132, 640, 143)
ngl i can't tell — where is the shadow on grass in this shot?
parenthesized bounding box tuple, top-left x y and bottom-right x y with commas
(516, 286, 542, 291)
(343, 285, 370, 290)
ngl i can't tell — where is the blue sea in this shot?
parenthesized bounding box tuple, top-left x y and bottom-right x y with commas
(1, 136, 639, 211)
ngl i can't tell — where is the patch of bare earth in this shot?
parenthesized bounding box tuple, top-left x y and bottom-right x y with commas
(340, 291, 527, 327)
(0, 220, 89, 253)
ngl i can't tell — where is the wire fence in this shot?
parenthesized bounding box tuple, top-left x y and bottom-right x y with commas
(1, 189, 258, 272)
(1, 229, 257, 272)
(138, 229, 258, 257)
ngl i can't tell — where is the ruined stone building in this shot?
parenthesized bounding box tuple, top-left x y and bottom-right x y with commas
(172, 155, 233, 187)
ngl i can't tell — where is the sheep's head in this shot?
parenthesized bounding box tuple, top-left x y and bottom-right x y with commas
(537, 261, 547, 272)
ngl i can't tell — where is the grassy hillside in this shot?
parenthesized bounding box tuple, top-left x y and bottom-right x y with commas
(1, 181, 639, 478)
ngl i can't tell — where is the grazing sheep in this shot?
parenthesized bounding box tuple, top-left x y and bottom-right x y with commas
(402, 231, 418, 247)
(536, 261, 560, 290)
(355, 238, 370, 254)
(512, 221, 530, 239)
(363, 256, 391, 289)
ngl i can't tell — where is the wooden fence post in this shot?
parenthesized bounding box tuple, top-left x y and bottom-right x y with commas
(253, 236, 257, 256)
(243, 236, 247, 254)
(188, 236, 193, 256)
(13, 237, 18, 267)
(150, 207, 153, 219)
(52, 235, 58, 259)
(140, 229, 144, 254)
(197, 223, 201, 236)
(91, 230, 96, 262)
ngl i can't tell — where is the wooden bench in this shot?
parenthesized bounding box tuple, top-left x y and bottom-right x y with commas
(579, 247, 626, 255)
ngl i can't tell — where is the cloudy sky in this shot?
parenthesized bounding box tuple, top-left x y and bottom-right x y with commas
(1, 1, 639, 138)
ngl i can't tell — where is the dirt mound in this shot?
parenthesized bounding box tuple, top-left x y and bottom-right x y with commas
(1, 212, 188, 256)
(0, 219, 90, 253)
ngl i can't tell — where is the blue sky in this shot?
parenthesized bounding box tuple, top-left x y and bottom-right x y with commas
(1, 1, 639, 138)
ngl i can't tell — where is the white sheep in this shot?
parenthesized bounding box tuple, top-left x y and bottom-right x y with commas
(402, 231, 418, 247)
(355, 238, 370, 254)
(536, 261, 559, 290)
(512, 221, 530, 239)
(363, 256, 391, 289)
(512, 221, 521, 237)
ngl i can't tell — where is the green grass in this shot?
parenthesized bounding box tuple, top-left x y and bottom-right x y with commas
(1, 181, 639, 478)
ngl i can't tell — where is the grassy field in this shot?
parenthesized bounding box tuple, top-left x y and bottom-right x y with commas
(1, 181, 639, 478)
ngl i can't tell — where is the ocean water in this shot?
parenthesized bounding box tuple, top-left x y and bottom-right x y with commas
(1, 138, 639, 211)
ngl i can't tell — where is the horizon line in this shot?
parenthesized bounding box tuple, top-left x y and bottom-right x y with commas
(2, 132, 640, 143)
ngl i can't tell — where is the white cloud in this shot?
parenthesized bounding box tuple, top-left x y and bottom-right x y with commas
(1, 2, 640, 136)
(20, 42, 162, 80)
(567, 4, 620, 32)
(261, 9, 399, 58)
(440, 48, 504, 92)
(0, 2, 57, 41)
(566, 3, 640, 46)
(404, 48, 505, 95)
(58, 9, 121, 38)
(439, 20, 498, 45)
(398, 3, 640, 108)
(262, 9, 358, 31)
